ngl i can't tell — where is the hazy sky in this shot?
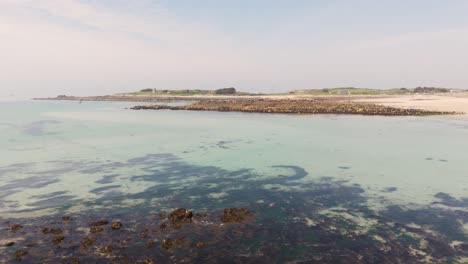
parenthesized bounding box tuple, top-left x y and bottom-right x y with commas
(1, 0, 468, 98)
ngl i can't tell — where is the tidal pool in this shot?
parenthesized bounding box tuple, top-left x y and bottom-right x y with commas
(0, 101, 467, 263)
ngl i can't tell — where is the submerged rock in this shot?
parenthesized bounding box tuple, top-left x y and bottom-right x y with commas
(10, 224, 23, 232)
(14, 250, 27, 260)
(5, 242, 15, 247)
(143, 257, 155, 264)
(99, 245, 113, 254)
(80, 237, 95, 249)
(221, 208, 252, 223)
(52, 235, 65, 245)
(90, 227, 103, 233)
(90, 220, 109, 226)
(111, 221, 122, 230)
(42, 227, 63, 235)
(161, 237, 185, 250)
(195, 242, 205, 248)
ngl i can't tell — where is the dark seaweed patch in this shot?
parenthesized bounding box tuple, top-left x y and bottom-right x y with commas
(22, 120, 60, 136)
(95, 174, 119, 184)
(383, 187, 398, 193)
(30, 191, 68, 199)
(90, 185, 121, 194)
(0, 153, 466, 263)
(26, 195, 77, 209)
(338, 166, 351, 170)
(433, 192, 468, 208)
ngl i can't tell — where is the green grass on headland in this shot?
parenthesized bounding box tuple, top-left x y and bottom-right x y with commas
(129, 86, 461, 97)
(132, 87, 258, 96)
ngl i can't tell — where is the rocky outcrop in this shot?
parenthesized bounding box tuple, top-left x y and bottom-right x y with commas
(130, 99, 458, 116)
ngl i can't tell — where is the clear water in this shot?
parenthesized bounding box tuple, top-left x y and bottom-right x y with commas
(0, 100, 467, 262)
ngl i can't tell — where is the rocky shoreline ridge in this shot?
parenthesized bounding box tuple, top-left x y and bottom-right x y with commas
(130, 99, 459, 116)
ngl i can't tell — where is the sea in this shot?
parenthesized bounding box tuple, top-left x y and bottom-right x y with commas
(0, 100, 467, 263)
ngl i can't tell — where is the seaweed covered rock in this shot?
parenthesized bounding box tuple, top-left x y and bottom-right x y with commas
(14, 250, 27, 260)
(90, 220, 109, 227)
(52, 235, 65, 245)
(99, 245, 113, 254)
(161, 237, 185, 250)
(221, 208, 252, 223)
(42, 227, 63, 235)
(90, 227, 103, 233)
(80, 237, 95, 249)
(169, 208, 193, 225)
(10, 224, 23, 232)
(111, 221, 122, 230)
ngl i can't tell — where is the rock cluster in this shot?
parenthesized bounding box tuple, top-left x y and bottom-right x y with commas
(131, 99, 457, 116)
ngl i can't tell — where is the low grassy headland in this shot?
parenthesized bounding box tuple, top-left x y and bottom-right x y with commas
(33, 87, 468, 115)
(131, 87, 256, 96)
(289, 87, 458, 96)
(130, 99, 459, 116)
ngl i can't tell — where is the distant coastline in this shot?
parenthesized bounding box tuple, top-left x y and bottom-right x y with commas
(33, 87, 468, 116)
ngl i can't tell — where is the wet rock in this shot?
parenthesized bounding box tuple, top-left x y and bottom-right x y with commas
(42, 227, 63, 235)
(80, 237, 95, 249)
(221, 208, 252, 223)
(90, 227, 104, 233)
(161, 237, 185, 250)
(111, 221, 122, 230)
(99, 245, 113, 254)
(195, 242, 205, 248)
(5, 242, 15, 247)
(52, 235, 65, 245)
(146, 240, 154, 248)
(14, 250, 27, 260)
(194, 213, 208, 218)
(143, 257, 155, 264)
(10, 224, 23, 232)
(90, 220, 109, 226)
(169, 208, 193, 225)
(158, 213, 166, 219)
(140, 229, 149, 238)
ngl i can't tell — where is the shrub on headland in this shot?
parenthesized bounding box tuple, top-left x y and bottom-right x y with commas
(214, 87, 236, 95)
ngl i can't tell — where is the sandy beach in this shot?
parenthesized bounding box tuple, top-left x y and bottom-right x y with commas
(352, 92, 468, 118)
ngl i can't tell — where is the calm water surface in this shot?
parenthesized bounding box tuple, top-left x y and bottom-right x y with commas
(0, 100, 467, 263)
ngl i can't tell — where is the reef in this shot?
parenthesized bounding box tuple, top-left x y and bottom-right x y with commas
(130, 99, 458, 116)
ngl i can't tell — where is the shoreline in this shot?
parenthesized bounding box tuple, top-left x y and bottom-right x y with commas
(33, 93, 468, 116)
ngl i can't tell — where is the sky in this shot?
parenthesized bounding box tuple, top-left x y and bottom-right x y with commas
(1, 0, 468, 98)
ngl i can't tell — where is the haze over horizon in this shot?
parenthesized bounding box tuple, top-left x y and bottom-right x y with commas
(1, 0, 468, 99)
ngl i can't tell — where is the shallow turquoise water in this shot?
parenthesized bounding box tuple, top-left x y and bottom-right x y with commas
(0, 100, 467, 262)
(1, 100, 467, 216)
